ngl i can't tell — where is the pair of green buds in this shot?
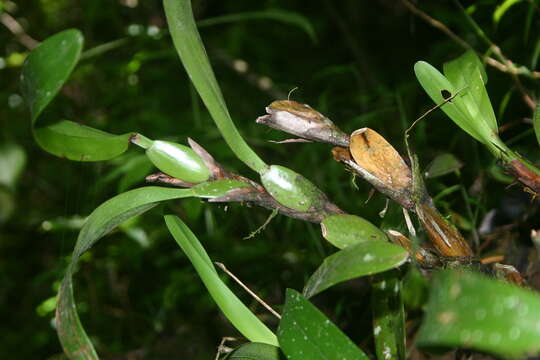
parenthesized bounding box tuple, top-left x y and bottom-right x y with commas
(132, 133, 330, 214)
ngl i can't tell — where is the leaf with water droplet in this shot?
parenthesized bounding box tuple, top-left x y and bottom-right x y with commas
(278, 289, 369, 360)
(303, 241, 408, 298)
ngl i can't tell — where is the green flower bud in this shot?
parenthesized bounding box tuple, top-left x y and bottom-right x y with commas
(321, 214, 387, 249)
(146, 140, 211, 183)
(260, 165, 326, 212)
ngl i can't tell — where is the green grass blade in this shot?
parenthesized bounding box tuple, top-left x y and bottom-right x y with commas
(534, 103, 540, 147)
(303, 241, 408, 298)
(278, 289, 369, 360)
(163, 0, 267, 173)
(416, 270, 540, 358)
(197, 9, 317, 43)
(164, 215, 278, 345)
(371, 271, 406, 360)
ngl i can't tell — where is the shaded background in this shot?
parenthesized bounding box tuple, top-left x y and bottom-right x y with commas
(1, 0, 539, 358)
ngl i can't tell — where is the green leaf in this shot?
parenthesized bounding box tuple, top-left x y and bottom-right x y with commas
(163, 0, 267, 173)
(425, 153, 463, 178)
(414, 61, 488, 145)
(371, 271, 406, 360)
(226, 342, 284, 360)
(278, 289, 369, 360)
(21, 29, 133, 161)
(0, 143, 26, 190)
(21, 29, 83, 121)
(198, 9, 317, 43)
(56, 186, 196, 359)
(416, 270, 540, 358)
(192, 179, 250, 198)
(164, 215, 278, 346)
(303, 241, 408, 298)
(493, 0, 523, 24)
(443, 50, 498, 135)
(534, 103, 540, 147)
(321, 214, 387, 249)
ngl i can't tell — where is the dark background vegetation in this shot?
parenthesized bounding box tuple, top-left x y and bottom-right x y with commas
(1, 0, 539, 358)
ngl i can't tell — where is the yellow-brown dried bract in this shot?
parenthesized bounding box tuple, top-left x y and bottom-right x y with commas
(349, 128, 412, 192)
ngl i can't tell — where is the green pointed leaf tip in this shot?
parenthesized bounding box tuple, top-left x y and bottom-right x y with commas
(278, 289, 369, 360)
(321, 214, 387, 249)
(226, 342, 284, 360)
(260, 165, 326, 212)
(146, 140, 211, 183)
(163, 0, 267, 173)
(414, 61, 491, 145)
(21, 29, 83, 121)
(425, 153, 463, 178)
(303, 241, 408, 298)
(164, 215, 278, 346)
(417, 270, 540, 357)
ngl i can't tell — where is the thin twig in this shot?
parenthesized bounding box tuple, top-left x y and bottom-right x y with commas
(214, 262, 282, 319)
(0, 12, 39, 49)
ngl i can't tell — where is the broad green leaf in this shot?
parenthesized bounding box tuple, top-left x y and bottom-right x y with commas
(278, 289, 369, 360)
(164, 215, 278, 346)
(443, 51, 498, 135)
(416, 270, 540, 358)
(0, 143, 26, 190)
(225, 342, 285, 360)
(33, 120, 132, 161)
(534, 103, 540, 147)
(303, 241, 408, 298)
(371, 271, 405, 360)
(198, 9, 317, 43)
(21, 29, 83, 121)
(21, 29, 133, 161)
(493, 0, 523, 24)
(163, 0, 267, 173)
(414, 61, 486, 144)
(321, 214, 387, 249)
(56, 181, 248, 359)
(425, 153, 463, 178)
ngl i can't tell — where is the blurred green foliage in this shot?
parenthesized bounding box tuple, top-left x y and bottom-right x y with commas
(1, 0, 539, 358)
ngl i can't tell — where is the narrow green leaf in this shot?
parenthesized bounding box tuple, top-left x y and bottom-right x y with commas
(425, 153, 463, 178)
(21, 29, 133, 161)
(278, 289, 369, 360)
(534, 103, 540, 147)
(414, 61, 486, 144)
(443, 50, 498, 135)
(303, 241, 408, 298)
(21, 29, 83, 121)
(371, 271, 406, 360)
(164, 215, 278, 346)
(198, 9, 317, 43)
(57, 186, 196, 359)
(416, 270, 540, 358)
(321, 214, 387, 249)
(163, 0, 267, 173)
(225, 342, 284, 360)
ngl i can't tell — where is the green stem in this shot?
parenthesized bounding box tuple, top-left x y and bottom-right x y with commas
(163, 0, 267, 173)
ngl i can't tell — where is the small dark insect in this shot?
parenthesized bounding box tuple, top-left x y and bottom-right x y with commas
(440, 89, 452, 102)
